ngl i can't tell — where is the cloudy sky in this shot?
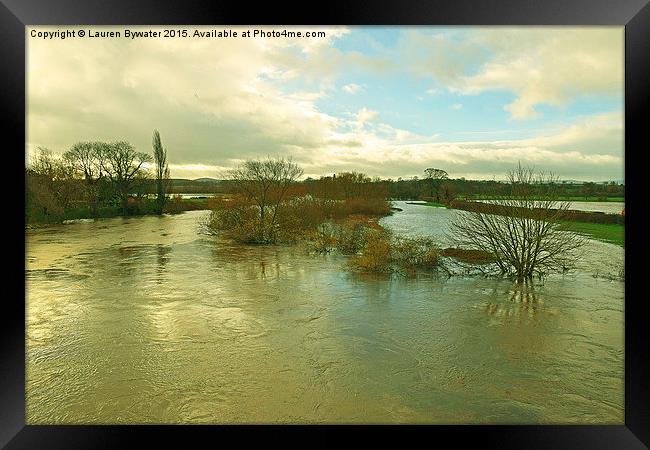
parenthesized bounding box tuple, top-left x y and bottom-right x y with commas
(27, 26, 624, 181)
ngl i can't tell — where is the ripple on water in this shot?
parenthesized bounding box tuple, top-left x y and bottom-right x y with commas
(25, 207, 624, 424)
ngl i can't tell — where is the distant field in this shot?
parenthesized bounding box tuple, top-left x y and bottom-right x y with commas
(411, 200, 625, 247)
(461, 195, 624, 202)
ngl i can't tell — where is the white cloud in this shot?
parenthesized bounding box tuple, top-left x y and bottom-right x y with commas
(451, 103, 463, 110)
(27, 25, 349, 167)
(451, 28, 623, 120)
(350, 108, 380, 132)
(299, 110, 623, 181)
(26, 26, 623, 181)
(355, 107, 379, 124)
(395, 28, 623, 120)
(342, 83, 363, 94)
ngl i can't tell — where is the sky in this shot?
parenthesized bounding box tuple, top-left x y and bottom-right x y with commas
(26, 26, 624, 181)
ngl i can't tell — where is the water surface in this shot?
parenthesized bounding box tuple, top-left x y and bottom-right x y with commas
(26, 202, 624, 423)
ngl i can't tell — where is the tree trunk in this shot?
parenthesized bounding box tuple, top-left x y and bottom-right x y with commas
(156, 180, 164, 215)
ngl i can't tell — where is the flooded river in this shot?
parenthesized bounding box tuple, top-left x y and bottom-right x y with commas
(25, 202, 624, 424)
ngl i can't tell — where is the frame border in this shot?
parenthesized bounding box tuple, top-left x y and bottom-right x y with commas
(4, 0, 648, 447)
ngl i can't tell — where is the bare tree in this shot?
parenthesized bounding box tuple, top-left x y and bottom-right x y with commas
(227, 157, 304, 243)
(448, 163, 585, 282)
(98, 141, 152, 215)
(27, 147, 79, 219)
(152, 130, 170, 214)
(63, 141, 105, 217)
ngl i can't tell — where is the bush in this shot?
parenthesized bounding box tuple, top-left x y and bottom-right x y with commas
(350, 230, 392, 271)
(310, 222, 338, 253)
(349, 231, 443, 275)
(391, 236, 441, 270)
(334, 222, 366, 254)
(204, 195, 393, 245)
(205, 196, 262, 242)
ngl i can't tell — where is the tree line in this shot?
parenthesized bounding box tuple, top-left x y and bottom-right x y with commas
(26, 130, 170, 223)
(386, 171, 623, 202)
(207, 168, 624, 203)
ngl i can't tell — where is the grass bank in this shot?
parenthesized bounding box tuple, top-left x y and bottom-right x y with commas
(558, 221, 624, 247)
(406, 199, 625, 247)
(28, 197, 210, 224)
(408, 201, 447, 208)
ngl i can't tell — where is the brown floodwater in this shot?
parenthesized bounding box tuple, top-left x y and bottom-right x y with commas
(25, 202, 624, 424)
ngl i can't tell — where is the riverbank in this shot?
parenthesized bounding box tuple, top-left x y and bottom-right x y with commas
(27, 197, 211, 225)
(409, 200, 625, 247)
(459, 195, 624, 202)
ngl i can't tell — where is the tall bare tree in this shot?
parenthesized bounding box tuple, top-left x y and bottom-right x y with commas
(448, 163, 585, 282)
(152, 130, 170, 214)
(98, 141, 152, 215)
(228, 157, 303, 243)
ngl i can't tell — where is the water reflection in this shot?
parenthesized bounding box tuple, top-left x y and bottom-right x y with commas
(26, 208, 624, 424)
(481, 281, 547, 323)
(156, 244, 171, 284)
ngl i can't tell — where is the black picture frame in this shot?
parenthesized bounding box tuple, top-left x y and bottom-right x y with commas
(3, 0, 648, 447)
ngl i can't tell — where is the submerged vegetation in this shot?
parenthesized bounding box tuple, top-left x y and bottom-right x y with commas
(27, 143, 622, 281)
(205, 158, 590, 280)
(201, 158, 450, 276)
(189, 158, 621, 280)
(449, 164, 587, 282)
(203, 158, 392, 244)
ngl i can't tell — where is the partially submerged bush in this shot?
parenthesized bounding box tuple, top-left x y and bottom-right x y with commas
(333, 217, 374, 254)
(205, 195, 265, 242)
(310, 222, 338, 253)
(205, 194, 392, 245)
(350, 229, 392, 271)
(391, 236, 441, 271)
(349, 230, 444, 275)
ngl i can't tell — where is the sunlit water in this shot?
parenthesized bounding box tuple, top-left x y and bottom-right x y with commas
(26, 202, 624, 424)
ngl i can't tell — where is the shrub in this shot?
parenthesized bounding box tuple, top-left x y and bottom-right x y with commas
(333, 218, 370, 254)
(349, 231, 444, 275)
(391, 236, 441, 270)
(204, 195, 393, 245)
(205, 196, 262, 242)
(309, 222, 338, 253)
(350, 230, 392, 271)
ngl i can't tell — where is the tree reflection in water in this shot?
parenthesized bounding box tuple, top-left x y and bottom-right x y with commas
(484, 280, 546, 322)
(156, 244, 171, 284)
